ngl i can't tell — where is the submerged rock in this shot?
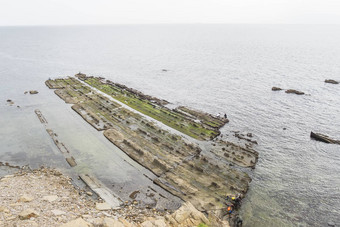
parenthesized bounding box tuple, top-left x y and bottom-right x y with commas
(285, 89, 305, 95)
(325, 79, 339, 84)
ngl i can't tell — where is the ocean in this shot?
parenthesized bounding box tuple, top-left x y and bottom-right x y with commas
(0, 24, 339, 226)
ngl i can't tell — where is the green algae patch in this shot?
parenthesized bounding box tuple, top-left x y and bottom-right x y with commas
(197, 223, 209, 227)
(78, 75, 227, 141)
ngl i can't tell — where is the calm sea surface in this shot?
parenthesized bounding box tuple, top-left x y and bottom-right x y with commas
(0, 25, 339, 226)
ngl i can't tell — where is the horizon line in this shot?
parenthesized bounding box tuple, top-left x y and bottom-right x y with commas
(1, 22, 340, 27)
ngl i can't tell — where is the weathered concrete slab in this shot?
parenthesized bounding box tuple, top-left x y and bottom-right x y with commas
(79, 174, 122, 209)
(65, 157, 77, 167)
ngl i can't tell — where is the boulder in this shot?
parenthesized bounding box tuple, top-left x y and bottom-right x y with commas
(51, 209, 66, 216)
(42, 195, 58, 202)
(153, 219, 167, 227)
(103, 217, 125, 227)
(328, 221, 336, 227)
(118, 218, 134, 227)
(18, 209, 39, 220)
(165, 202, 210, 227)
(18, 194, 34, 202)
(29, 90, 39, 94)
(310, 131, 340, 145)
(325, 79, 339, 84)
(96, 202, 111, 211)
(140, 220, 154, 227)
(271, 87, 282, 91)
(285, 89, 305, 95)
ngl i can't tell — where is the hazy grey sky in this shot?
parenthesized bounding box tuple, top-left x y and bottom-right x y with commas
(1, 0, 340, 26)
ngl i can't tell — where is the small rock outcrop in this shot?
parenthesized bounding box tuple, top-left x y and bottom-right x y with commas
(29, 90, 39, 94)
(6, 99, 14, 105)
(271, 87, 282, 91)
(164, 202, 210, 226)
(285, 89, 305, 95)
(325, 79, 339, 84)
(310, 131, 340, 145)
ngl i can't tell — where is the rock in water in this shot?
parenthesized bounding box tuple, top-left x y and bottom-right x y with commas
(325, 79, 339, 84)
(29, 90, 39, 94)
(310, 131, 340, 145)
(328, 221, 335, 227)
(271, 87, 283, 91)
(285, 89, 305, 95)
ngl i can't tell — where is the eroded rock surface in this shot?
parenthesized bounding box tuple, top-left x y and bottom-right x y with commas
(45, 75, 258, 225)
(0, 168, 223, 226)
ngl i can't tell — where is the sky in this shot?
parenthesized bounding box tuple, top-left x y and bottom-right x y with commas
(1, 0, 340, 26)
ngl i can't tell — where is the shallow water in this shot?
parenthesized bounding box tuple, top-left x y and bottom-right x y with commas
(0, 24, 339, 226)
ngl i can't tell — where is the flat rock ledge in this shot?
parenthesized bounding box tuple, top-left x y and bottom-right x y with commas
(0, 168, 227, 227)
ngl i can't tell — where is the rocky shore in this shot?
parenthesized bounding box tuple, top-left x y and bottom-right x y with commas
(43, 74, 259, 226)
(0, 168, 227, 227)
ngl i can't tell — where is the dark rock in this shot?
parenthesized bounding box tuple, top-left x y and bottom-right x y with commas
(285, 89, 305, 95)
(328, 221, 335, 227)
(310, 131, 340, 145)
(129, 190, 140, 199)
(29, 90, 39, 94)
(272, 87, 282, 91)
(325, 79, 339, 84)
